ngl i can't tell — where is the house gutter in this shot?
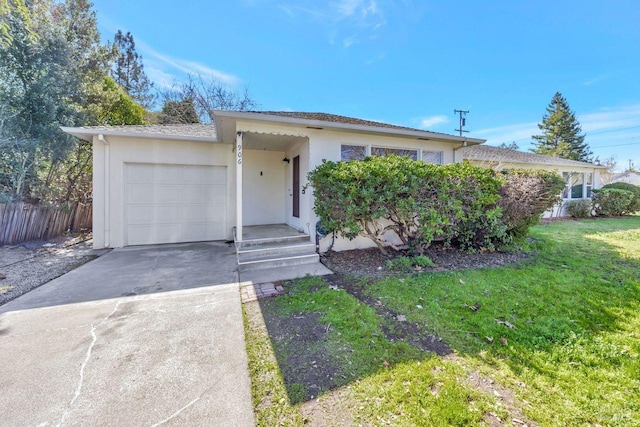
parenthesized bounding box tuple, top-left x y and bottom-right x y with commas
(98, 134, 110, 248)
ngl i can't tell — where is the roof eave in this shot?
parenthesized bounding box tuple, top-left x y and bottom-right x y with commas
(60, 127, 218, 143)
(466, 156, 607, 169)
(212, 110, 485, 145)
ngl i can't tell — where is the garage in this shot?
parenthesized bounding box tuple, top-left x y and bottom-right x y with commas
(125, 163, 227, 245)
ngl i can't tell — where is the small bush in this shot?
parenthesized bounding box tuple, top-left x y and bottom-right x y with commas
(565, 199, 592, 218)
(602, 182, 640, 213)
(592, 188, 634, 216)
(386, 255, 435, 272)
(498, 169, 566, 238)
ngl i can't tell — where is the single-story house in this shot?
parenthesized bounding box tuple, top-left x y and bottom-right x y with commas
(62, 111, 485, 258)
(462, 145, 607, 217)
(611, 170, 640, 186)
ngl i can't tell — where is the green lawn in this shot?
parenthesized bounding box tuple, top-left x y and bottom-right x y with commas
(244, 217, 640, 426)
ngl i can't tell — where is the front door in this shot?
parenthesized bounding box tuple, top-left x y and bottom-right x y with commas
(292, 155, 300, 218)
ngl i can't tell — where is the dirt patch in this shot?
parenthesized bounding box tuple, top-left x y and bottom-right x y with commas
(321, 245, 531, 277)
(0, 233, 101, 306)
(324, 274, 452, 356)
(299, 387, 353, 427)
(259, 299, 341, 403)
(466, 370, 537, 427)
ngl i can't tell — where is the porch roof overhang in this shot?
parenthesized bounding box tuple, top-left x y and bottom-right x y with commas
(213, 110, 486, 145)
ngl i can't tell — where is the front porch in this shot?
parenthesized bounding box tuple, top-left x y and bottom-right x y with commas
(234, 224, 332, 285)
(239, 224, 308, 242)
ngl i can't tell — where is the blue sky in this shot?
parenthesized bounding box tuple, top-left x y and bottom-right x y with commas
(92, 0, 640, 170)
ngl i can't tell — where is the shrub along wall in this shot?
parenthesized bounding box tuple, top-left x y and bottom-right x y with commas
(600, 182, 640, 213)
(592, 188, 635, 216)
(498, 169, 566, 237)
(309, 156, 564, 254)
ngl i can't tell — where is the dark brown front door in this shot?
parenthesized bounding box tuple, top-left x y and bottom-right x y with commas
(293, 155, 300, 218)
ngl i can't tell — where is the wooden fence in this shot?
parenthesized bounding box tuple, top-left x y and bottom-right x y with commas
(0, 202, 92, 245)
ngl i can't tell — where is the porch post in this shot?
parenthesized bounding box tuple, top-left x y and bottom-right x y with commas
(236, 131, 243, 242)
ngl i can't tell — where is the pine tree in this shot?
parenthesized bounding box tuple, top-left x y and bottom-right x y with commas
(531, 92, 592, 162)
(112, 30, 154, 109)
(158, 98, 200, 124)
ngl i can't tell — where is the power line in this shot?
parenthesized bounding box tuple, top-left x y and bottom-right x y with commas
(586, 125, 640, 136)
(454, 109, 469, 137)
(590, 141, 640, 149)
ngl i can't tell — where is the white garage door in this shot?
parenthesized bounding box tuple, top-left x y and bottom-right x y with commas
(125, 163, 227, 246)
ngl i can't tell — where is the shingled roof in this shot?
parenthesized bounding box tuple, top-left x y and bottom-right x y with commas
(462, 145, 605, 168)
(60, 124, 216, 142)
(249, 111, 444, 134)
(63, 111, 482, 143)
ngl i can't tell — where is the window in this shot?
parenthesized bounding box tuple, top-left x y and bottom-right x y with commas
(371, 146, 418, 160)
(341, 144, 366, 161)
(422, 151, 443, 165)
(586, 173, 593, 198)
(562, 172, 586, 199)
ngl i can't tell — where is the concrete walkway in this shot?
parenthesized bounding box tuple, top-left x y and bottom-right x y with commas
(0, 242, 255, 427)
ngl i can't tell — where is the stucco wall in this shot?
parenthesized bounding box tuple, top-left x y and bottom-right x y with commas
(92, 135, 234, 248)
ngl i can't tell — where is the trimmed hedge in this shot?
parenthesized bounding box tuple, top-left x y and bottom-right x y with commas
(498, 169, 566, 237)
(309, 157, 570, 253)
(592, 188, 634, 216)
(602, 182, 640, 213)
(309, 156, 508, 253)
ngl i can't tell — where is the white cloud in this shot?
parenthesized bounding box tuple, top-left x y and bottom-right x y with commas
(420, 115, 449, 128)
(584, 74, 609, 86)
(136, 39, 241, 87)
(578, 104, 640, 133)
(274, 0, 388, 46)
(145, 67, 179, 89)
(342, 36, 359, 48)
(473, 104, 640, 161)
(473, 122, 540, 145)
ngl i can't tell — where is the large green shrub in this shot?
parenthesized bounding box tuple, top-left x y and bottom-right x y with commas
(308, 156, 506, 254)
(602, 182, 640, 213)
(565, 199, 593, 218)
(592, 188, 634, 216)
(498, 169, 566, 237)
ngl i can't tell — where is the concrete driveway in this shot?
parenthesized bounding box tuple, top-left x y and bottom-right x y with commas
(0, 242, 254, 426)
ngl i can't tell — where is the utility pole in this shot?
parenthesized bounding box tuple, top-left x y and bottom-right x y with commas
(454, 109, 469, 137)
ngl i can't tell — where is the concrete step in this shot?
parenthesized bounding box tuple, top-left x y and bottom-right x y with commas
(237, 234, 311, 248)
(238, 252, 320, 272)
(239, 262, 333, 285)
(237, 241, 316, 262)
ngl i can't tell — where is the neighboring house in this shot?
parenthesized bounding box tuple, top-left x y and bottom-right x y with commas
(611, 170, 640, 186)
(462, 145, 607, 217)
(62, 111, 484, 253)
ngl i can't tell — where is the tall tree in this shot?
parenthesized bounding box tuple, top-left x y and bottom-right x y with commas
(112, 30, 154, 109)
(159, 75, 257, 123)
(158, 98, 200, 124)
(0, 0, 115, 202)
(531, 92, 592, 162)
(498, 141, 519, 150)
(0, 0, 32, 46)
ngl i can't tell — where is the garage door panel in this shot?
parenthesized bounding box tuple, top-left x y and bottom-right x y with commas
(126, 164, 154, 182)
(125, 163, 227, 245)
(205, 222, 226, 239)
(202, 186, 227, 203)
(182, 166, 225, 183)
(181, 186, 207, 202)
